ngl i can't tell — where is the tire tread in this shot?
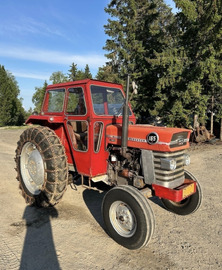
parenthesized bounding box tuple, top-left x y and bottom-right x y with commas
(15, 126, 68, 207)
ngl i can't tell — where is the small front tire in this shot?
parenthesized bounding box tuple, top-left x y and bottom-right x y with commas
(102, 185, 155, 250)
(161, 170, 202, 215)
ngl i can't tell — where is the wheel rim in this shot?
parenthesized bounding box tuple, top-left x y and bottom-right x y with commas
(109, 200, 137, 238)
(20, 142, 45, 195)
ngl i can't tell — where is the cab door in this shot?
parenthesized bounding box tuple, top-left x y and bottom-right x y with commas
(64, 86, 91, 175)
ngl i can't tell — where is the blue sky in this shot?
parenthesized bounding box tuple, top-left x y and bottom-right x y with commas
(0, 0, 177, 110)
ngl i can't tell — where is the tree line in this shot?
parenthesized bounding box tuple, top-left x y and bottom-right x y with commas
(99, 0, 221, 137)
(0, 65, 25, 126)
(32, 63, 92, 112)
(0, 0, 221, 138)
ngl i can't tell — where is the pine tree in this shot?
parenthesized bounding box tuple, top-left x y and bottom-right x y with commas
(96, 65, 124, 84)
(75, 70, 86, 80)
(103, 0, 221, 128)
(68, 63, 92, 81)
(0, 65, 25, 126)
(103, 0, 174, 121)
(104, 0, 146, 79)
(147, 0, 221, 127)
(68, 63, 78, 81)
(84, 64, 92, 79)
(177, 0, 221, 126)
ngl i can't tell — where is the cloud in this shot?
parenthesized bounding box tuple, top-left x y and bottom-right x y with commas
(11, 71, 50, 80)
(0, 16, 66, 39)
(0, 45, 106, 69)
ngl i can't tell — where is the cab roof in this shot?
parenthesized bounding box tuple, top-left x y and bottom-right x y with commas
(47, 79, 123, 90)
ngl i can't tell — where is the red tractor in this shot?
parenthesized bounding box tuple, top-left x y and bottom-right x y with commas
(15, 77, 202, 249)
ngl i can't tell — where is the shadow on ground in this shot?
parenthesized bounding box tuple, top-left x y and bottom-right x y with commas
(19, 206, 60, 270)
(82, 188, 106, 228)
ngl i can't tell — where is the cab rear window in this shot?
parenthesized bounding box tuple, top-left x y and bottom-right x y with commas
(43, 89, 65, 113)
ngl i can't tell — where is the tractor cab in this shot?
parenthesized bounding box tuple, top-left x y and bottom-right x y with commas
(27, 79, 136, 177)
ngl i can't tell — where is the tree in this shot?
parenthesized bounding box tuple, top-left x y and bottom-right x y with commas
(103, 0, 174, 121)
(68, 63, 78, 81)
(24, 107, 33, 120)
(84, 64, 93, 79)
(49, 71, 68, 84)
(0, 65, 25, 126)
(72, 65, 92, 80)
(104, 0, 146, 79)
(68, 63, 93, 81)
(145, 0, 221, 127)
(32, 81, 48, 113)
(103, 0, 221, 130)
(32, 64, 93, 113)
(176, 0, 221, 128)
(96, 65, 124, 84)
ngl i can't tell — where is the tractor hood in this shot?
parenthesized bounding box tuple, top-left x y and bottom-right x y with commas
(106, 124, 192, 152)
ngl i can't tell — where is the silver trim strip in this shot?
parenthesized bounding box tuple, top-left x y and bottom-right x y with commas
(106, 135, 189, 146)
(106, 134, 171, 145)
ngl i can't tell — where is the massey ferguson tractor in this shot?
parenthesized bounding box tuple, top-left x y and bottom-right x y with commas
(15, 76, 202, 250)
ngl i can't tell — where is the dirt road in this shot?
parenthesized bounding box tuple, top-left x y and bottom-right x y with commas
(0, 128, 221, 270)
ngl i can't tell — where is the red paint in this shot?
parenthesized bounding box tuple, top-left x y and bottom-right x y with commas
(152, 180, 197, 202)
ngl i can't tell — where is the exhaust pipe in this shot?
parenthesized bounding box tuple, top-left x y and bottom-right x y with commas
(121, 74, 130, 158)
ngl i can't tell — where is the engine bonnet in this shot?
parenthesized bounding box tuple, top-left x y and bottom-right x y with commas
(106, 124, 191, 152)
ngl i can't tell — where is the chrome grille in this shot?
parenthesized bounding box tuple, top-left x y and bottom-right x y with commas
(170, 132, 189, 148)
(153, 150, 185, 188)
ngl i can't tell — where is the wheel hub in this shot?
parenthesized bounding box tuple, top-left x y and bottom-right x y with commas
(27, 149, 44, 185)
(20, 142, 45, 195)
(116, 206, 134, 230)
(109, 201, 137, 237)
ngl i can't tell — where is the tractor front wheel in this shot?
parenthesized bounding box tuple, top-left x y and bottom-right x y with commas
(161, 170, 202, 215)
(102, 185, 155, 250)
(15, 126, 68, 207)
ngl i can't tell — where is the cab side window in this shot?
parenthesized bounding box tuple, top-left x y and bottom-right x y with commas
(67, 121, 88, 151)
(94, 122, 103, 152)
(66, 87, 86, 115)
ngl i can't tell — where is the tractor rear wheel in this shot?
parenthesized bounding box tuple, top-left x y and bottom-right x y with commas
(102, 185, 155, 250)
(15, 126, 68, 207)
(161, 170, 202, 215)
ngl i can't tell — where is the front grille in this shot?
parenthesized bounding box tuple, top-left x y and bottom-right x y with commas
(153, 150, 185, 188)
(170, 132, 189, 148)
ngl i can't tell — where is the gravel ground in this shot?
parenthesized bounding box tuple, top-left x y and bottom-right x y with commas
(0, 128, 221, 270)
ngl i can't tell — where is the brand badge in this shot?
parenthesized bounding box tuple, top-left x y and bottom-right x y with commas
(147, 132, 159, 145)
(177, 138, 185, 145)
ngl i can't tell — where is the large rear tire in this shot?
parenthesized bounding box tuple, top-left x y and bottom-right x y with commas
(15, 126, 68, 207)
(161, 170, 202, 215)
(102, 185, 155, 250)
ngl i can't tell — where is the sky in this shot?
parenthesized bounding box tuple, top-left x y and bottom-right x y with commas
(0, 0, 177, 110)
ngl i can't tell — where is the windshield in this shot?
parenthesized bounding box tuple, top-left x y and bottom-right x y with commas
(90, 85, 131, 116)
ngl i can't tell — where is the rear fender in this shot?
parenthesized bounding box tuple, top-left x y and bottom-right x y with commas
(26, 115, 76, 169)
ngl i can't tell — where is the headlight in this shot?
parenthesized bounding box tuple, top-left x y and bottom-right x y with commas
(184, 154, 190, 166)
(160, 158, 177, 171)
